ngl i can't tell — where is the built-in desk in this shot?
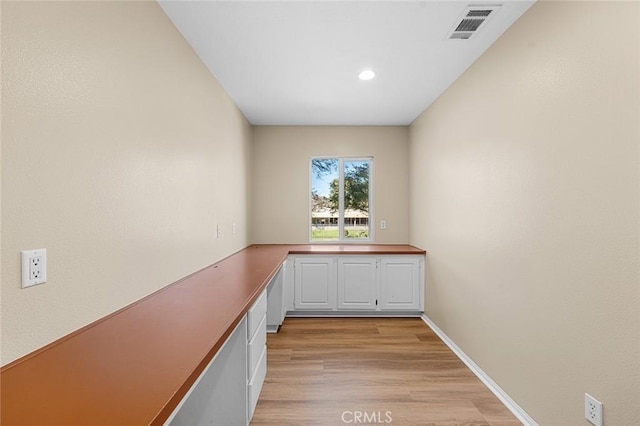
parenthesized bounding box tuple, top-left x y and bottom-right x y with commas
(0, 244, 425, 425)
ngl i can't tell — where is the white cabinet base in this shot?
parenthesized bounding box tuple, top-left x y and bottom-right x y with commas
(166, 319, 248, 426)
(291, 255, 424, 315)
(266, 263, 286, 333)
(247, 290, 267, 421)
(286, 310, 423, 317)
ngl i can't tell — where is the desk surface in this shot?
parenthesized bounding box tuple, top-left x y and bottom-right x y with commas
(0, 244, 425, 425)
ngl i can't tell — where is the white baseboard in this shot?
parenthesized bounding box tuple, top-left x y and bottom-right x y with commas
(420, 314, 538, 426)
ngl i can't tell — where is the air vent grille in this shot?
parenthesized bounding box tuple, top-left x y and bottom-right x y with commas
(466, 10, 492, 17)
(448, 5, 501, 40)
(455, 19, 484, 32)
(449, 32, 473, 40)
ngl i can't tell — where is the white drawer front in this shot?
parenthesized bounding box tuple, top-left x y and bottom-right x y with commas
(247, 290, 267, 339)
(248, 345, 267, 419)
(248, 315, 267, 375)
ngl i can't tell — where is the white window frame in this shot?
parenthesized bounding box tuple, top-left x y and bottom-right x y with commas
(309, 157, 374, 243)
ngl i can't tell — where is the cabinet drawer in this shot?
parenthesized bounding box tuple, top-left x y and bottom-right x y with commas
(248, 345, 267, 419)
(247, 290, 267, 339)
(248, 315, 266, 375)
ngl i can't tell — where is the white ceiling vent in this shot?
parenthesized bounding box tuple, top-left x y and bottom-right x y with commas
(448, 5, 501, 40)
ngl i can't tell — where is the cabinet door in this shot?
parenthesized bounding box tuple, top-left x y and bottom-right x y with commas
(337, 257, 377, 310)
(379, 257, 421, 310)
(294, 257, 336, 310)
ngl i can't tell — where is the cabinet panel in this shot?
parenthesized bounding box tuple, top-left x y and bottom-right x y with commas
(337, 257, 377, 310)
(266, 264, 285, 332)
(167, 319, 247, 426)
(294, 257, 336, 310)
(379, 257, 421, 310)
(283, 258, 295, 312)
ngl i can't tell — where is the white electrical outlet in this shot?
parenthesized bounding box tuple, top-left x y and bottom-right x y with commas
(21, 249, 47, 288)
(380, 220, 387, 230)
(217, 224, 223, 239)
(232, 222, 236, 235)
(585, 393, 603, 426)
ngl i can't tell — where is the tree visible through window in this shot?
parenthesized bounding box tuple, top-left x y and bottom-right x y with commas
(311, 157, 372, 242)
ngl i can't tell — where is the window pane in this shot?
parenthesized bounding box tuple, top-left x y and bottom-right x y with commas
(343, 160, 369, 240)
(311, 159, 339, 241)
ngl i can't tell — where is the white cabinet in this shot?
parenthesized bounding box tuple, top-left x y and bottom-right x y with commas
(337, 257, 377, 310)
(291, 255, 423, 314)
(266, 263, 286, 333)
(283, 257, 295, 312)
(168, 290, 270, 426)
(294, 257, 336, 310)
(379, 257, 421, 311)
(166, 318, 248, 426)
(247, 290, 267, 419)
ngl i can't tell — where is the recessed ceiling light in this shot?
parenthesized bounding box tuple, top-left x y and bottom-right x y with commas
(358, 70, 375, 81)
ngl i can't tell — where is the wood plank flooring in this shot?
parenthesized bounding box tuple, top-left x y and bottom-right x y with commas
(251, 318, 520, 426)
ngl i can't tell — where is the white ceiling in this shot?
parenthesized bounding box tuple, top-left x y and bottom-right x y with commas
(159, 1, 535, 126)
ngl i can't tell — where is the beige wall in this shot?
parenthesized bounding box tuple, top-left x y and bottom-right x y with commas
(410, 1, 639, 425)
(1, 1, 252, 365)
(252, 126, 409, 244)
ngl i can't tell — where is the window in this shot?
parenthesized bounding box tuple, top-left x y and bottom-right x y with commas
(310, 157, 373, 242)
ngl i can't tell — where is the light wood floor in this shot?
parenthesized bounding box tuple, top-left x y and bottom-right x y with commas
(251, 318, 520, 426)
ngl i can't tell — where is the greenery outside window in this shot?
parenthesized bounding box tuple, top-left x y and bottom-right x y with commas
(310, 157, 373, 242)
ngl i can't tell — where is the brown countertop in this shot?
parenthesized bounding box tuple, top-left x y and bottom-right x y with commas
(285, 244, 425, 255)
(0, 244, 425, 425)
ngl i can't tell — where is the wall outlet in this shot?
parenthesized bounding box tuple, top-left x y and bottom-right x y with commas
(217, 224, 223, 239)
(232, 222, 236, 235)
(380, 220, 387, 230)
(21, 249, 47, 288)
(585, 393, 603, 426)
